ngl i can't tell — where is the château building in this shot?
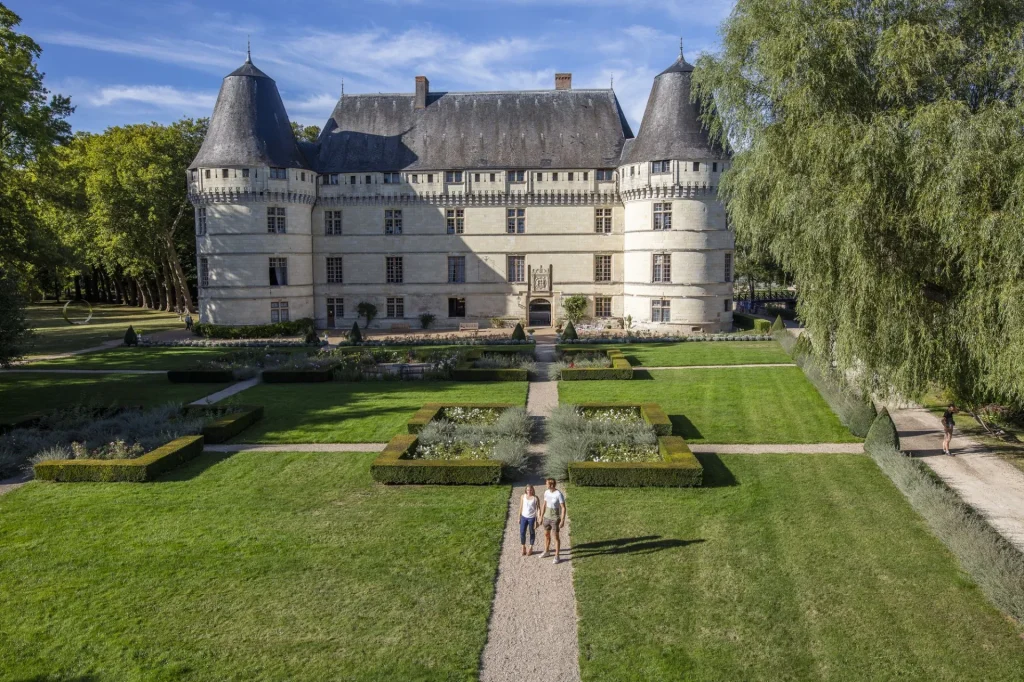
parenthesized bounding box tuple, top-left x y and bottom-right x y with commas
(188, 48, 733, 331)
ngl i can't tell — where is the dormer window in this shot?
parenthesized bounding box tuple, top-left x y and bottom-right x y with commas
(269, 168, 287, 180)
(652, 160, 671, 174)
(383, 172, 402, 184)
(445, 171, 463, 183)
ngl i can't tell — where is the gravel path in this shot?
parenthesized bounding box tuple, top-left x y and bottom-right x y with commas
(0, 472, 30, 497)
(189, 377, 260, 405)
(480, 340, 581, 682)
(690, 443, 864, 454)
(893, 406, 1024, 553)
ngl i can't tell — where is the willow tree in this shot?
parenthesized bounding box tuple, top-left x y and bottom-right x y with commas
(694, 0, 1024, 413)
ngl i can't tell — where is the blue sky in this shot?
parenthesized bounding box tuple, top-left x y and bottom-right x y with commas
(14, 0, 733, 135)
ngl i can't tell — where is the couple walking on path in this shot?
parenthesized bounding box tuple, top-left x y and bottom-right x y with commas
(517, 479, 567, 564)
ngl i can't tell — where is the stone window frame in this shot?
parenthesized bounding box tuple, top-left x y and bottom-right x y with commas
(199, 257, 209, 288)
(490, 172, 497, 182)
(594, 255, 612, 283)
(325, 210, 343, 236)
(448, 297, 466, 318)
(692, 162, 700, 172)
(445, 170, 463, 183)
(269, 167, 287, 180)
(506, 208, 526, 234)
(326, 256, 343, 284)
(384, 209, 403, 235)
(221, 168, 229, 178)
(652, 253, 671, 284)
(594, 207, 612, 234)
(386, 297, 405, 319)
(365, 175, 373, 184)
(651, 160, 671, 174)
(651, 299, 671, 323)
(724, 298, 732, 312)
(653, 202, 672, 231)
(196, 207, 207, 236)
(567, 172, 573, 181)
(269, 257, 288, 286)
(507, 255, 526, 283)
(267, 207, 287, 234)
(448, 255, 466, 283)
(204, 169, 211, 179)
(324, 173, 339, 185)
(595, 296, 612, 318)
(724, 253, 733, 283)
(446, 208, 464, 234)
(271, 300, 289, 323)
(386, 256, 404, 284)
(383, 172, 402, 184)
(508, 170, 525, 183)
(242, 168, 250, 179)
(596, 169, 614, 182)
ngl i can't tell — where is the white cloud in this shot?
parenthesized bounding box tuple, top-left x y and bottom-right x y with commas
(87, 85, 217, 112)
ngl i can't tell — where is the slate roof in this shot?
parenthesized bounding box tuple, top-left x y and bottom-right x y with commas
(623, 55, 728, 163)
(189, 58, 310, 170)
(315, 89, 634, 173)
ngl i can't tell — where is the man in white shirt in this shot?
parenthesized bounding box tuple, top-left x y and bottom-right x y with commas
(539, 478, 567, 564)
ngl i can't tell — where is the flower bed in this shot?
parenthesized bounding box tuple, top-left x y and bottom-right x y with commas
(549, 348, 633, 380)
(329, 348, 461, 382)
(372, 403, 529, 484)
(452, 348, 534, 381)
(558, 334, 772, 344)
(546, 403, 702, 487)
(168, 347, 312, 382)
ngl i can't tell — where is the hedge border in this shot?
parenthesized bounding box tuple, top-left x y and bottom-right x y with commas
(261, 366, 336, 383)
(193, 405, 264, 443)
(452, 348, 532, 382)
(407, 403, 517, 434)
(557, 347, 633, 380)
(370, 434, 502, 485)
(568, 435, 703, 487)
(571, 402, 672, 436)
(34, 435, 206, 482)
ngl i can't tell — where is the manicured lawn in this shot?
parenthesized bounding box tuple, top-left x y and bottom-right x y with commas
(561, 341, 793, 367)
(559, 367, 859, 443)
(0, 451, 508, 680)
(0, 373, 228, 423)
(228, 381, 529, 443)
(22, 346, 233, 371)
(24, 302, 186, 356)
(571, 454, 1024, 681)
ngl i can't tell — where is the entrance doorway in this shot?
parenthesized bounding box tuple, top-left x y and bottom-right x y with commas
(327, 298, 341, 328)
(529, 298, 551, 327)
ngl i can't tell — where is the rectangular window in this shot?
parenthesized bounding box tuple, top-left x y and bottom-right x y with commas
(386, 297, 404, 318)
(269, 257, 288, 286)
(269, 167, 287, 179)
(474, 173, 480, 182)
(490, 173, 496, 182)
(427, 173, 434, 183)
(568, 172, 574, 181)
(594, 255, 612, 282)
(448, 297, 466, 318)
(595, 207, 612, 234)
(448, 256, 466, 283)
(327, 297, 343, 325)
(411, 174, 419, 183)
(384, 209, 403, 235)
(445, 171, 463, 183)
(724, 253, 733, 282)
(536, 172, 543, 181)
(596, 169, 614, 181)
(693, 162, 700, 172)
(653, 254, 671, 283)
(326, 256, 343, 284)
(242, 168, 250, 178)
(386, 256, 403, 284)
(270, 300, 289, 323)
(583, 171, 588, 181)
(191, 169, 197, 181)
(327, 173, 339, 185)
(300, 172, 306, 182)
(199, 257, 209, 287)
(383, 172, 401, 184)
(267, 207, 286, 233)
(652, 160, 671, 174)
(508, 170, 524, 182)
(204, 169, 211, 179)
(712, 162, 718, 172)
(595, 296, 612, 318)
(446, 208, 464, 234)
(506, 208, 526, 234)
(350, 175, 357, 184)
(324, 210, 342, 235)
(507, 255, 525, 283)
(653, 202, 672, 231)
(221, 168, 229, 178)
(630, 166, 635, 177)
(651, 299, 671, 322)
(552, 172, 559, 181)
(365, 175, 372, 184)
(724, 298, 732, 312)
(196, 207, 207, 236)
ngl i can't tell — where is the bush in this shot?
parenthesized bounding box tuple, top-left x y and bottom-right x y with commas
(453, 349, 529, 381)
(34, 435, 205, 482)
(348, 321, 363, 343)
(357, 302, 377, 328)
(511, 322, 526, 341)
(754, 319, 772, 334)
(198, 405, 264, 443)
(562, 295, 588, 324)
(569, 436, 703, 487)
(489, 317, 506, 329)
(865, 407, 900, 452)
(419, 312, 435, 329)
(555, 348, 633, 380)
(561, 321, 579, 340)
(770, 315, 785, 333)
(370, 435, 502, 484)
(303, 328, 319, 345)
(864, 411, 1024, 621)
(193, 318, 314, 339)
(124, 325, 138, 346)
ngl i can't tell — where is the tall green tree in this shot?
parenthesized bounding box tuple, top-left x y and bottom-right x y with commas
(694, 0, 1024, 413)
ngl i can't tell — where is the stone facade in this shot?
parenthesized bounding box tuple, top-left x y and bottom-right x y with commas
(188, 53, 734, 331)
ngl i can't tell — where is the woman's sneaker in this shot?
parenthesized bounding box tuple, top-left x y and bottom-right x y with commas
(552, 556, 559, 565)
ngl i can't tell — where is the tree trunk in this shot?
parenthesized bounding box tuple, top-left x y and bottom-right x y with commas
(156, 272, 168, 311)
(145, 277, 159, 310)
(135, 278, 149, 308)
(74, 276, 82, 300)
(112, 275, 125, 305)
(101, 270, 113, 302)
(161, 256, 178, 312)
(165, 239, 194, 313)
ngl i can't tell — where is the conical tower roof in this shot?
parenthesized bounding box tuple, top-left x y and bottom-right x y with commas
(623, 53, 727, 163)
(190, 56, 309, 170)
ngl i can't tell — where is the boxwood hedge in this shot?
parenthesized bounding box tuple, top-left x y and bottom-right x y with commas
(370, 434, 502, 484)
(452, 348, 529, 381)
(568, 435, 703, 487)
(34, 435, 206, 483)
(558, 348, 633, 380)
(197, 405, 264, 443)
(406, 403, 517, 434)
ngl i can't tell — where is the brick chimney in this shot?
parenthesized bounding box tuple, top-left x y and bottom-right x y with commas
(555, 73, 572, 90)
(415, 76, 429, 109)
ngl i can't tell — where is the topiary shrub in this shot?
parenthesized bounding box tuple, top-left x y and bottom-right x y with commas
(511, 322, 526, 341)
(754, 319, 771, 334)
(348, 321, 363, 343)
(303, 327, 318, 345)
(865, 407, 901, 453)
(562, 321, 578, 340)
(770, 315, 785, 333)
(419, 312, 435, 329)
(124, 325, 138, 346)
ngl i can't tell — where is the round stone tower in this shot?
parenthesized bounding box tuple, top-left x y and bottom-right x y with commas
(619, 53, 733, 332)
(188, 55, 316, 325)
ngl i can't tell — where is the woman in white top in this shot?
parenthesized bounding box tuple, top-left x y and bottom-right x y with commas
(518, 484, 539, 556)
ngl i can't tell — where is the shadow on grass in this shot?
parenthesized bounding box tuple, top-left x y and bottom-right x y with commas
(18, 676, 101, 682)
(696, 452, 738, 487)
(158, 451, 236, 481)
(630, 369, 656, 380)
(571, 535, 703, 560)
(670, 414, 702, 440)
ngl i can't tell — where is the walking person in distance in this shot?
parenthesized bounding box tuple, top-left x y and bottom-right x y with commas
(518, 484, 538, 556)
(539, 478, 567, 565)
(942, 404, 958, 456)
